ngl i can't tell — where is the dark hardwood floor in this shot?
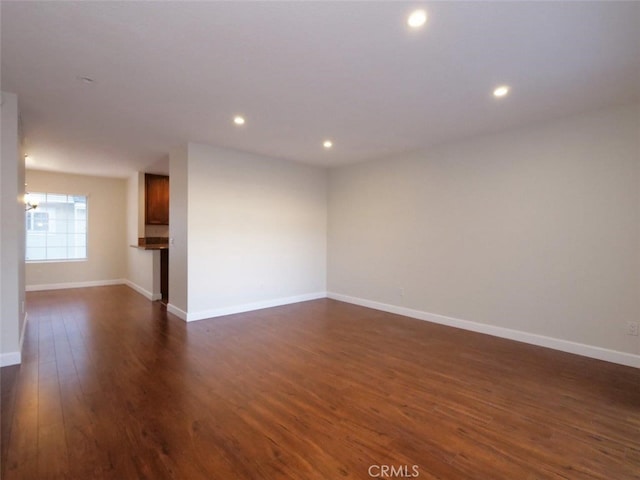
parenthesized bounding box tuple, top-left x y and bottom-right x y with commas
(1, 286, 639, 479)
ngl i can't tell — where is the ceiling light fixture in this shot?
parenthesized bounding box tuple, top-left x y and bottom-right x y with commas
(323, 140, 333, 149)
(493, 85, 510, 98)
(407, 9, 427, 28)
(233, 115, 245, 125)
(77, 76, 95, 85)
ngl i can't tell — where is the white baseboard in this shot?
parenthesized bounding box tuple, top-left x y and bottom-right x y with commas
(23, 280, 635, 368)
(26, 279, 125, 292)
(327, 292, 640, 369)
(183, 292, 327, 322)
(19, 311, 28, 351)
(0, 314, 29, 367)
(167, 303, 187, 320)
(123, 280, 162, 301)
(0, 351, 21, 367)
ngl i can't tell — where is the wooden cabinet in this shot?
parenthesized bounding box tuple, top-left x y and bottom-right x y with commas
(145, 174, 169, 225)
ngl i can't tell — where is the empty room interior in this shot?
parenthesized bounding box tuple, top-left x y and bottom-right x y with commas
(1, 2, 639, 479)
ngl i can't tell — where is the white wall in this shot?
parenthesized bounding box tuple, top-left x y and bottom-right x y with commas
(1, 91, 26, 366)
(168, 145, 189, 316)
(125, 172, 160, 300)
(328, 103, 640, 363)
(25, 170, 127, 289)
(169, 143, 327, 321)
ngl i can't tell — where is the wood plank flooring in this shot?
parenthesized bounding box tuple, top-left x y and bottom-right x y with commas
(1, 285, 639, 479)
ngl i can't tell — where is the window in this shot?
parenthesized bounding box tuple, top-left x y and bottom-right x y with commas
(25, 192, 88, 262)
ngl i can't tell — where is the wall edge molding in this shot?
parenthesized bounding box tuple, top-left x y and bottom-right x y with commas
(167, 303, 187, 321)
(19, 311, 28, 352)
(327, 292, 640, 369)
(0, 351, 21, 367)
(185, 292, 327, 322)
(26, 279, 125, 292)
(123, 280, 161, 301)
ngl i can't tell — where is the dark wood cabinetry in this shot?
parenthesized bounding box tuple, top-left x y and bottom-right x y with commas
(145, 174, 169, 225)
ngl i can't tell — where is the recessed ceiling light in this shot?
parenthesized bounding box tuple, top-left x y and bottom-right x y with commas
(323, 140, 333, 149)
(493, 85, 510, 98)
(233, 115, 245, 125)
(407, 9, 427, 28)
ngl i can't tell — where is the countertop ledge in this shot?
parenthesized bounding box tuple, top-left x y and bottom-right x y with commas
(130, 244, 169, 250)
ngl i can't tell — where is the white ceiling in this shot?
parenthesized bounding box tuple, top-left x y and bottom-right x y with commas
(2, 1, 639, 178)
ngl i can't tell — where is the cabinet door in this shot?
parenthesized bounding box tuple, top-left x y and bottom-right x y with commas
(145, 174, 169, 225)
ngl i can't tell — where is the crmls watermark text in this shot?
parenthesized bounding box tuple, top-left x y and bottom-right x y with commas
(368, 464, 420, 478)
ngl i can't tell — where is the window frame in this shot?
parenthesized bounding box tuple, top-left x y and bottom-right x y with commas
(25, 192, 89, 263)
